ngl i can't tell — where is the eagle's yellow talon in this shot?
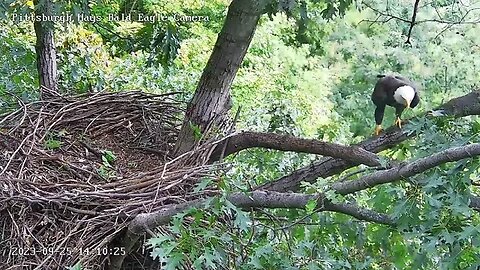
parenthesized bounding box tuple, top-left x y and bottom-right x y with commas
(395, 117, 402, 128)
(374, 125, 382, 136)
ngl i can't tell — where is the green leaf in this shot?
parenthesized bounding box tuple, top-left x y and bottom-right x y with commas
(150, 247, 167, 261)
(67, 262, 82, 270)
(203, 249, 216, 268)
(148, 234, 174, 246)
(170, 216, 183, 234)
(44, 139, 63, 150)
(305, 198, 317, 214)
(193, 255, 204, 269)
(441, 230, 455, 245)
(234, 208, 250, 232)
(190, 122, 202, 141)
(248, 255, 262, 268)
(166, 253, 184, 270)
(324, 189, 341, 204)
(193, 177, 212, 193)
(103, 150, 117, 163)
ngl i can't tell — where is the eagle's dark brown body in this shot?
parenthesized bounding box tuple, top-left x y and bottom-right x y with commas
(371, 75, 420, 134)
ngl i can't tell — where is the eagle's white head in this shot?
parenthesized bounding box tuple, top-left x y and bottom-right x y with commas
(394, 85, 415, 108)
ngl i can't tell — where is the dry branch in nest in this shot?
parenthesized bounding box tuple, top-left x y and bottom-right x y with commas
(0, 91, 221, 269)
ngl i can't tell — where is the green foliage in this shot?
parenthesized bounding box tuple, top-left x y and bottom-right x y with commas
(97, 164, 115, 179)
(102, 150, 117, 165)
(56, 26, 112, 93)
(43, 130, 67, 150)
(193, 177, 213, 193)
(364, 115, 480, 268)
(0, 20, 38, 112)
(147, 23, 180, 67)
(227, 1, 480, 268)
(86, 0, 227, 68)
(147, 197, 251, 269)
(305, 198, 317, 214)
(97, 149, 117, 179)
(44, 138, 63, 150)
(67, 262, 83, 270)
(189, 121, 203, 141)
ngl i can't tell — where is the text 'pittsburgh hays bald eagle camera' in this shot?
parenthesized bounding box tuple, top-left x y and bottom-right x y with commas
(371, 74, 420, 135)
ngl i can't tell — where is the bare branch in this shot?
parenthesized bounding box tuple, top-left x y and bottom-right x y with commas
(331, 143, 480, 194)
(120, 191, 393, 229)
(256, 127, 410, 192)
(362, 2, 411, 23)
(228, 191, 394, 225)
(424, 7, 480, 24)
(431, 90, 480, 117)
(210, 131, 381, 167)
(361, 2, 480, 41)
(406, 0, 421, 44)
(324, 200, 394, 225)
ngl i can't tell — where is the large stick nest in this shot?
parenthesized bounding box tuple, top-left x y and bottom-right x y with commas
(0, 91, 220, 269)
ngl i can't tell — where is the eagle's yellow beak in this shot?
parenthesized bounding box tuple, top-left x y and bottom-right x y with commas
(405, 100, 411, 109)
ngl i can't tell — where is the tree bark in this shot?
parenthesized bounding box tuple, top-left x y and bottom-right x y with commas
(34, 0, 58, 99)
(432, 90, 480, 117)
(331, 143, 480, 195)
(210, 131, 381, 167)
(174, 0, 269, 155)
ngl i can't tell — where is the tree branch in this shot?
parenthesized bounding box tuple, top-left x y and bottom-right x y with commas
(361, 2, 480, 41)
(406, 0, 421, 44)
(469, 195, 480, 212)
(331, 143, 480, 194)
(258, 90, 480, 192)
(210, 131, 381, 167)
(256, 126, 410, 192)
(109, 90, 480, 269)
(430, 90, 480, 117)
(122, 191, 393, 233)
(228, 191, 394, 225)
(362, 2, 411, 23)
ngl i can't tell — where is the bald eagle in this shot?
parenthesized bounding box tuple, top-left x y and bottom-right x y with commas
(371, 74, 420, 135)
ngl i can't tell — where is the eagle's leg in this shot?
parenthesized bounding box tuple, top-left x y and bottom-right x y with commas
(374, 105, 385, 135)
(395, 106, 405, 128)
(394, 117, 402, 128)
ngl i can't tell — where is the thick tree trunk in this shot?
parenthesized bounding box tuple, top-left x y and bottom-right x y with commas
(34, 0, 58, 99)
(174, 0, 268, 155)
